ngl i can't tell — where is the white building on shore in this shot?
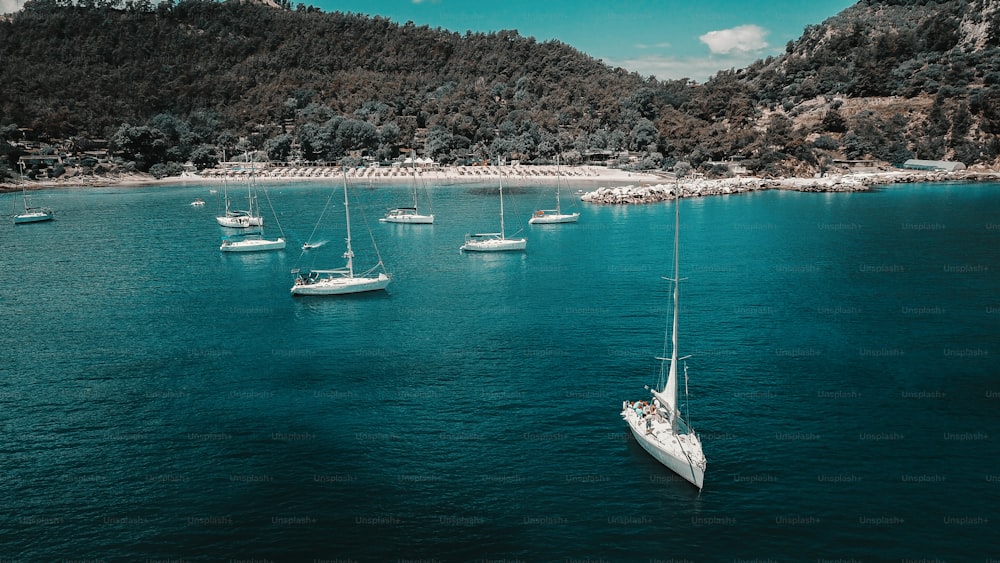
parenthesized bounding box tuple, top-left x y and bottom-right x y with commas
(902, 159, 966, 172)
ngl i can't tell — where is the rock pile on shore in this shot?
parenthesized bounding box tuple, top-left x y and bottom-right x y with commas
(579, 170, 993, 204)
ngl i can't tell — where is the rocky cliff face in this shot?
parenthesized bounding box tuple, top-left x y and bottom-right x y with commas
(957, 0, 1000, 50)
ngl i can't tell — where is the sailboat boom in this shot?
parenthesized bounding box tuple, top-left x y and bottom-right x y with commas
(656, 355, 692, 362)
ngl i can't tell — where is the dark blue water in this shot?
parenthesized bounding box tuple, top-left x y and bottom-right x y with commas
(1, 180, 998, 562)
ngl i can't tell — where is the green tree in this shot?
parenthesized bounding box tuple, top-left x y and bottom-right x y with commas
(424, 125, 453, 160)
(265, 133, 293, 162)
(336, 119, 377, 153)
(189, 144, 218, 170)
(630, 118, 659, 152)
(110, 123, 168, 171)
(821, 109, 847, 133)
(764, 114, 793, 150)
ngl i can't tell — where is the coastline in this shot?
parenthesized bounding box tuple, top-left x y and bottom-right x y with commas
(3, 164, 998, 202)
(580, 168, 1000, 204)
(0, 164, 660, 192)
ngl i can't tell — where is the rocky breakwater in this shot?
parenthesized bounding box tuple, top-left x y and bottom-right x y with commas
(578, 171, 957, 204)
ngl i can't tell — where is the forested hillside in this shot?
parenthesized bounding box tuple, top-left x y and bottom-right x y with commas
(2, 0, 1000, 179)
(741, 0, 1000, 167)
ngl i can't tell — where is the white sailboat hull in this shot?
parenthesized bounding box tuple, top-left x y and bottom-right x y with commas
(460, 236, 527, 252)
(379, 210, 434, 224)
(622, 405, 706, 489)
(290, 272, 390, 295)
(216, 215, 263, 228)
(13, 164, 54, 224)
(14, 210, 54, 224)
(463, 164, 525, 251)
(529, 211, 579, 224)
(620, 189, 708, 489)
(292, 171, 392, 296)
(220, 237, 286, 252)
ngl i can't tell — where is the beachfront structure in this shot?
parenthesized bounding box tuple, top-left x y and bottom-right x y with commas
(902, 159, 966, 172)
(833, 159, 879, 171)
(397, 156, 437, 168)
(705, 156, 749, 175)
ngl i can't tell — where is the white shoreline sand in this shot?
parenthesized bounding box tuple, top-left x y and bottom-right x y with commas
(1, 164, 661, 191)
(4, 164, 999, 202)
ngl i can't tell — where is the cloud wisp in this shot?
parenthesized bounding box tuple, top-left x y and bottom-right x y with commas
(599, 24, 775, 82)
(699, 24, 769, 55)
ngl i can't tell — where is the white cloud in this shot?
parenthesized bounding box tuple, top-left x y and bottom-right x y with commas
(0, 0, 24, 14)
(699, 24, 769, 55)
(634, 41, 672, 50)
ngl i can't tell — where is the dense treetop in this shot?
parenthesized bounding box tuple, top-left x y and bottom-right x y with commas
(2, 0, 1000, 178)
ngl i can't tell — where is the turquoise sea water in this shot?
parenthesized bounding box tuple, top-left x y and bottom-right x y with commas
(1, 179, 998, 561)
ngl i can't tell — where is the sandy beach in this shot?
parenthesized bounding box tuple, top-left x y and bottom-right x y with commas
(4, 163, 998, 201)
(1, 164, 661, 191)
(198, 163, 658, 183)
(0, 165, 670, 192)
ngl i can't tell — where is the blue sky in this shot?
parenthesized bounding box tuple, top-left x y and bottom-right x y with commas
(314, 0, 858, 82)
(0, 0, 857, 82)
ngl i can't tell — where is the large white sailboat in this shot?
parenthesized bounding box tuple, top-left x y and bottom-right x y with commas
(12, 162, 54, 224)
(460, 166, 526, 252)
(291, 171, 391, 295)
(380, 158, 434, 224)
(529, 157, 579, 224)
(621, 188, 707, 489)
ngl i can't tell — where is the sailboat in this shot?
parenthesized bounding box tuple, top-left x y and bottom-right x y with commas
(291, 171, 391, 295)
(220, 187, 286, 252)
(12, 162, 54, 224)
(460, 165, 526, 252)
(380, 157, 433, 224)
(529, 156, 579, 224)
(216, 177, 264, 228)
(220, 230, 286, 252)
(621, 188, 707, 489)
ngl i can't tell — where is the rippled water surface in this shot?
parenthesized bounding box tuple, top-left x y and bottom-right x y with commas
(1, 179, 998, 561)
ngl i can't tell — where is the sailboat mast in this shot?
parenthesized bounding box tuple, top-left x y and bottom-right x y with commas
(670, 190, 680, 376)
(18, 161, 25, 212)
(411, 157, 419, 209)
(342, 170, 355, 278)
(498, 165, 506, 238)
(248, 155, 255, 216)
(555, 155, 562, 214)
(654, 185, 680, 430)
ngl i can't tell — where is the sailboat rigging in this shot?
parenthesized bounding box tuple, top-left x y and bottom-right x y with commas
(460, 163, 526, 252)
(620, 185, 707, 489)
(216, 175, 264, 228)
(529, 156, 579, 224)
(290, 170, 391, 295)
(219, 186, 286, 252)
(301, 186, 336, 251)
(12, 161, 54, 224)
(380, 156, 434, 224)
